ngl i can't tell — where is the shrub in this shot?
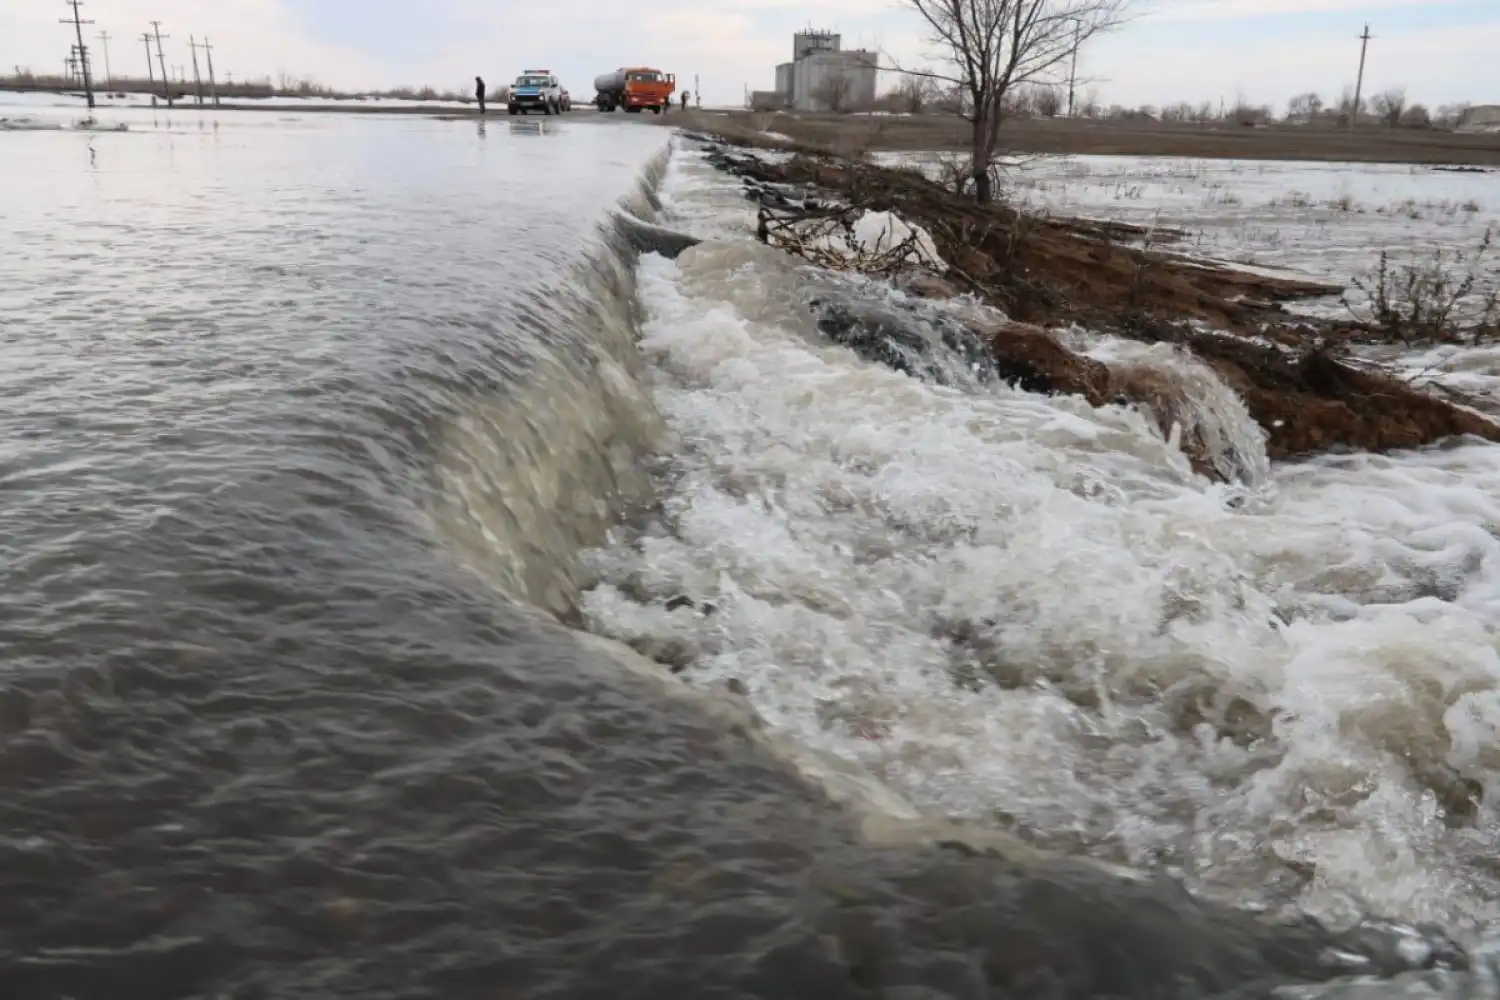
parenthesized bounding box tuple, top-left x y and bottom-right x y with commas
(1344, 227, 1500, 344)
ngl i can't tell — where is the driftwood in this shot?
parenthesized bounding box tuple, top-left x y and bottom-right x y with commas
(757, 204, 935, 278)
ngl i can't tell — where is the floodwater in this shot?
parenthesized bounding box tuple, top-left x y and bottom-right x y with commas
(1, 104, 1497, 999)
(592, 145, 1500, 932)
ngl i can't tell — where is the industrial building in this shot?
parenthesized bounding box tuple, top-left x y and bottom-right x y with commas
(1457, 105, 1500, 132)
(762, 31, 878, 113)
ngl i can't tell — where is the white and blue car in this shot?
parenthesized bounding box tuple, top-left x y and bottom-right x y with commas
(508, 70, 565, 115)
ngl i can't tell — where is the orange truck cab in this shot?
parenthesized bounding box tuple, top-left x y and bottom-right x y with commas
(593, 67, 677, 114)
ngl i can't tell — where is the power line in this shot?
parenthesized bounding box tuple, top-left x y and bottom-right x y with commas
(59, 0, 95, 109)
(201, 37, 218, 105)
(150, 20, 171, 106)
(140, 31, 155, 95)
(97, 29, 111, 88)
(1350, 23, 1372, 130)
(188, 36, 205, 104)
(1067, 18, 1082, 117)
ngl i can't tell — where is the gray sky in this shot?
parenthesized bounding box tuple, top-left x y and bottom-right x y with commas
(5, 0, 1494, 110)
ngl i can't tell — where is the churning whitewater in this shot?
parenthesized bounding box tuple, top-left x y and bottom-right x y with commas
(584, 138, 1500, 934)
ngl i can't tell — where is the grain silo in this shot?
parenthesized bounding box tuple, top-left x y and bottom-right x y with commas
(770, 30, 878, 112)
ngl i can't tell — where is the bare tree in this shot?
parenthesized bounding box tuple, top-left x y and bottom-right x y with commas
(1230, 100, 1270, 126)
(812, 69, 856, 113)
(1006, 85, 1038, 115)
(1400, 103, 1430, 129)
(1285, 91, 1323, 122)
(932, 83, 966, 114)
(894, 72, 939, 113)
(897, 0, 1131, 201)
(1079, 87, 1101, 117)
(1370, 87, 1406, 128)
(1033, 83, 1063, 116)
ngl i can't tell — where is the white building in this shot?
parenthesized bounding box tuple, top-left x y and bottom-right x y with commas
(1457, 105, 1500, 132)
(772, 31, 878, 112)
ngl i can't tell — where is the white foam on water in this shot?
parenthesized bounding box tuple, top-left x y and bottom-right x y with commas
(1066, 334, 1274, 487)
(583, 141, 1500, 933)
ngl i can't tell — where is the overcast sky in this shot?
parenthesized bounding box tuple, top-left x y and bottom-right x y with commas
(3, 0, 1494, 111)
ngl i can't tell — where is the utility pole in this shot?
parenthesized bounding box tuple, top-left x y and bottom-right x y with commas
(150, 20, 171, 106)
(60, 0, 95, 109)
(97, 29, 111, 88)
(1350, 23, 1372, 130)
(1066, 18, 1081, 117)
(201, 36, 218, 105)
(141, 31, 155, 95)
(67, 47, 90, 88)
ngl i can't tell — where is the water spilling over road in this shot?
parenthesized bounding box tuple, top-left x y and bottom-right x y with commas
(584, 144, 1500, 933)
(2, 104, 1497, 998)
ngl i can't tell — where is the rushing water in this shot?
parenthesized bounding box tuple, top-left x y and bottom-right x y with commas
(583, 146, 1500, 932)
(1, 106, 1497, 999)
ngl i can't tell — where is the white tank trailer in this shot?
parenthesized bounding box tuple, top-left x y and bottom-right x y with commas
(593, 69, 629, 111)
(594, 69, 629, 95)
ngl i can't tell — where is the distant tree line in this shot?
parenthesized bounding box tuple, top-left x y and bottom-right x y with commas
(870, 75, 1475, 130)
(0, 67, 473, 104)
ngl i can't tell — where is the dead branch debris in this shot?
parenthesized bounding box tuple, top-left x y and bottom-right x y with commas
(757, 203, 934, 278)
(692, 130, 1500, 466)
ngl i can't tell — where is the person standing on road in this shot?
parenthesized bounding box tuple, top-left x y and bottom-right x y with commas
(475, 76, 486, 115)
(681, 90, 689, 111)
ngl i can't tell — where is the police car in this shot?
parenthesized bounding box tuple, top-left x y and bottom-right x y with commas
(507, 70, 565, 115)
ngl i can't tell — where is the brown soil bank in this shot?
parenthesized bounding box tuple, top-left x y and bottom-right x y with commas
(684, 110, 1500, 167)
(686, 127, 1500, 475)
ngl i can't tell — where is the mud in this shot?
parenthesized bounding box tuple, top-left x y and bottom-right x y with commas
(678, 109, 1500, 167)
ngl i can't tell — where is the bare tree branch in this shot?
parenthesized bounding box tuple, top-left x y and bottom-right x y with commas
(888, 0, 1132, 201)
(1370, 87, 1407, 129)
(811, 69, 857, 113)
(892, 73, 941, 113)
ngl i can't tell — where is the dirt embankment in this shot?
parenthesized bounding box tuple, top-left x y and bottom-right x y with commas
(682, 110, 1500, 167)
(685, 125, 1500, 476)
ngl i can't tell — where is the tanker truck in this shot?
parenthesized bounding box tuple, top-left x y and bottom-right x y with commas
(593, 67, 676, 114)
